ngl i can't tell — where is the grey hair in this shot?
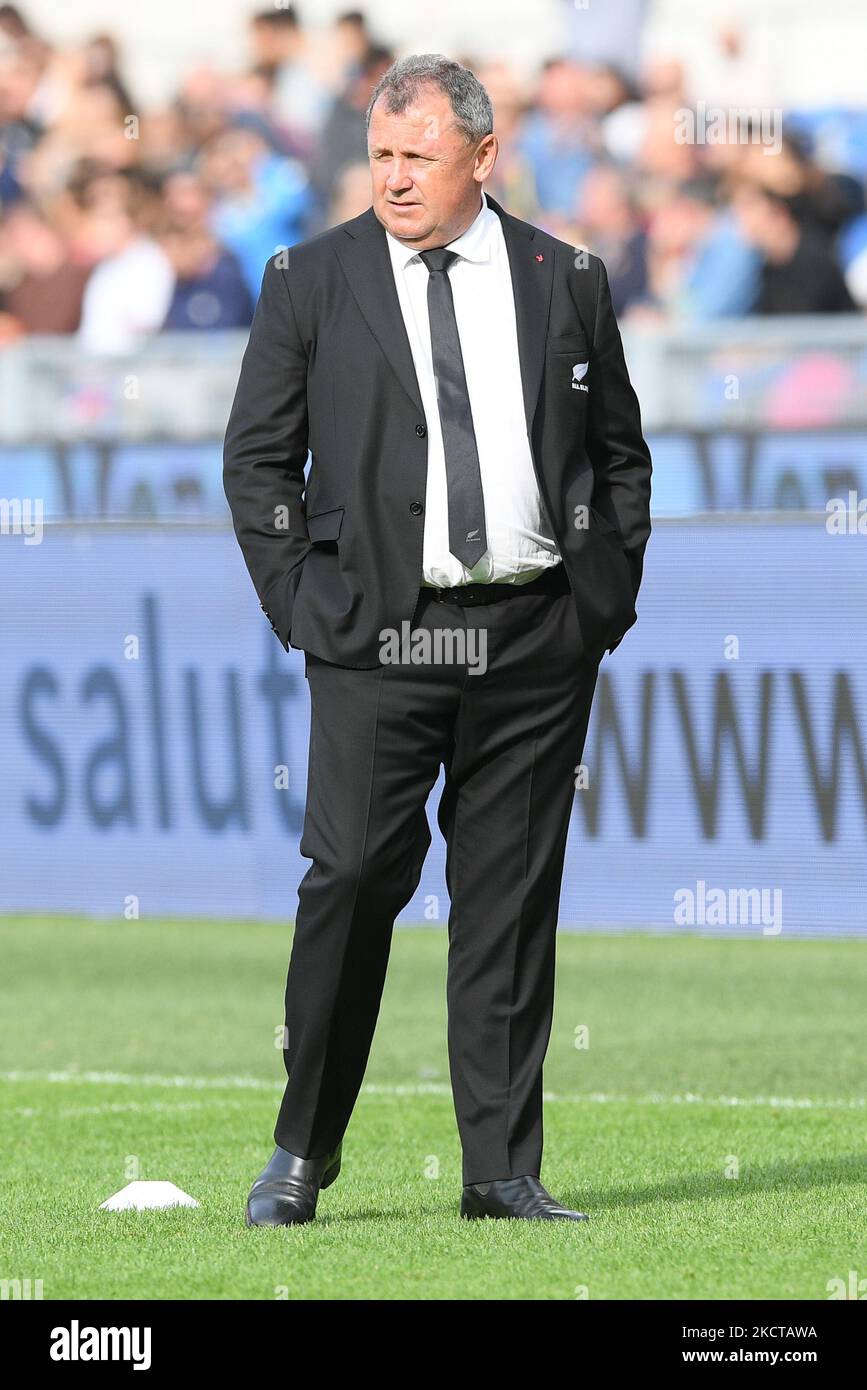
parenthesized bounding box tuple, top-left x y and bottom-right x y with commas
(365, 54, 493, 145)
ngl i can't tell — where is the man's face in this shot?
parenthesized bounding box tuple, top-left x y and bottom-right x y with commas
(368, 85, 496, 249)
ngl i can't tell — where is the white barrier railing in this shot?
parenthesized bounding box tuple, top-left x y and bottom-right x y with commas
(2, 318, 867, 442)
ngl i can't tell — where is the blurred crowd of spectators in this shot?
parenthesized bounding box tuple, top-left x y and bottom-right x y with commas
(2, 2, 867, 354)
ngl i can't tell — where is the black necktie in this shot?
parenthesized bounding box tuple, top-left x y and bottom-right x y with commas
(419, 248, 488, 570)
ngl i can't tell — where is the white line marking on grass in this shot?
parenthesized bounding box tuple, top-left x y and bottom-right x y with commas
(0, 1070, 864, 1111)
(0, 1069, 278, 1090)
(12, 1098, 251, 1120)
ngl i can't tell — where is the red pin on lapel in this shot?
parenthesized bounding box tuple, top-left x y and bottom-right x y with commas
(535, 253, 544, 262)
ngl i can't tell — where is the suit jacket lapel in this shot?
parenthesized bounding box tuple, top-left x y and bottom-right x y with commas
(484, 192, 553, 436)
(334, 207, 424, 417)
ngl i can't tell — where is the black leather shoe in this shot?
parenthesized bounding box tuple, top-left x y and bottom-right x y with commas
(245, 1142, 342, 1227)
(461, 1175, 589, 1222)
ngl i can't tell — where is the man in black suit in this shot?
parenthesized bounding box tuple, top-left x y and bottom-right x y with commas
(224, 54, 651, 1226)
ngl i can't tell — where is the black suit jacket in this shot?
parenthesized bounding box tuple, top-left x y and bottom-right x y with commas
(223, 193, 652, 666)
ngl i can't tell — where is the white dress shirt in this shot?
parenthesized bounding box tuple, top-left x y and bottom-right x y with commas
(384, 190, 561, 588)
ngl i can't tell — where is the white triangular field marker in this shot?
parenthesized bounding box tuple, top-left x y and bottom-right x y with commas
(100, 1181, 199, 1211)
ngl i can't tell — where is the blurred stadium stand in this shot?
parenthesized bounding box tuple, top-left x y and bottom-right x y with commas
(3, 1, 867, 520)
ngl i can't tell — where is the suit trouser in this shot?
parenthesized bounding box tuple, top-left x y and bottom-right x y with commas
(273, 578, 600, 1185)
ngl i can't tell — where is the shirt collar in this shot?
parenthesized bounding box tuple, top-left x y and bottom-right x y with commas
(385, 190, 495, 270)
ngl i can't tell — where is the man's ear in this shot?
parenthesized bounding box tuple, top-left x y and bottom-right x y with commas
(475, 133, 498, 182)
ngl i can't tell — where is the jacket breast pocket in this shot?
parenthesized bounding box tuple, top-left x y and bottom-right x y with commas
(546, 333, 589, 357)
(306, 506, 344, 543)
(547, 334, 591, 400)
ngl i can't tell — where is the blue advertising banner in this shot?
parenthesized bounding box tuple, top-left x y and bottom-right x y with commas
(5, 428, 867, 520)
(2, 520, 865, 935)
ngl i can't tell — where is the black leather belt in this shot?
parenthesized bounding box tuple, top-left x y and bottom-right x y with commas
(420, 563, 569, 607)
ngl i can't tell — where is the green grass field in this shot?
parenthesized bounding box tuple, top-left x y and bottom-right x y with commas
(2, 916, 865, 1300)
